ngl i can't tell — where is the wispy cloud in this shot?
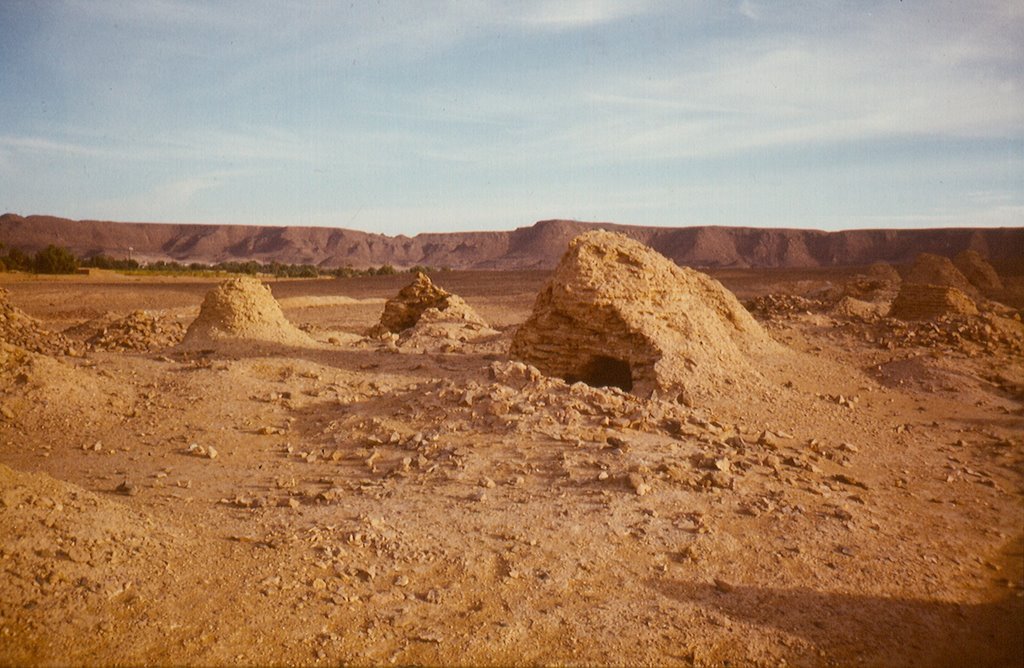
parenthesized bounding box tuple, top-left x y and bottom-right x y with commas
(89, 171, 240, 221)
(511, 0, 659, 30)
(737, 1, 758, 21)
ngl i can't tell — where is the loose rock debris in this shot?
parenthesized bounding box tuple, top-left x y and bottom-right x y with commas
(0, 248, 1021, 667)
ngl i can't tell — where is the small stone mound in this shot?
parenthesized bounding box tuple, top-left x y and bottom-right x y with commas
(953, 250, 1003, 295)
(830, 296, 884, 320)
(889, 284, 978, 320)
(510, 231, 779, 402)
(0, 288, 73, 355)
(74, 310, 186, 352)
(369, 272, 489, 337)
(903, 253, 975, 294)
(867, 262, 902, 284)
(180, 277, 314, 348)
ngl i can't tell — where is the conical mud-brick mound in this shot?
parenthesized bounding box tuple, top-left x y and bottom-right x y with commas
(510, 231, 778, 401)
(370, 272, 488, 336)
(181, 277, 313, 348)
(890, 284, 978, 320)
(904, 253, 975, 294)
(953, 250, 1003, 295)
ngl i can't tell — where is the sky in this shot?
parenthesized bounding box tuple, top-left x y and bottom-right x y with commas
(0, 1, 1022, 235)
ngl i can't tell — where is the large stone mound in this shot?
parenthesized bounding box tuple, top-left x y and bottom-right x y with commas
(889, 284, 978, 320)
(0, 288, 73, 355)
(904, 253, 975, 294)
(370, 272, 489, 336)
(510, 231, 778, 401)
(181, 277, 314, 348)
(953, 250, 1003, 295)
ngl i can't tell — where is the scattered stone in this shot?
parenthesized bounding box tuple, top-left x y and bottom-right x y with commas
(832, 473, 869, 490)
(116, 479, 138, 496)
(627, 473, 651, 496)
(186, 443, 218, 460)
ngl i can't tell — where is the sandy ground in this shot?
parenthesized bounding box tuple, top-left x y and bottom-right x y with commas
(0, 269, 1021, 667)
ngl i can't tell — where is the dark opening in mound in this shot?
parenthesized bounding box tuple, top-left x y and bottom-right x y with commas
(566, 355, 634, 392)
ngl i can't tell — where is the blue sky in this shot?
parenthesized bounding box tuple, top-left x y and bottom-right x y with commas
(0, 1, 1021, 235)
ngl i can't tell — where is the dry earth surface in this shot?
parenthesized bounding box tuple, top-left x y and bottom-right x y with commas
(0, 257, 1022, 667)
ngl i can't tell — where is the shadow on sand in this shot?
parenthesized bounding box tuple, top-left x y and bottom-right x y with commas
(650, 575, 1023, 667)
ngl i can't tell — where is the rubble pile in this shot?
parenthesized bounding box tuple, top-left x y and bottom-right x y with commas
(0, 288, 73, 356)
(83, 310, 186, 352)
(868, 313, 1024, 355)
(745, 294, 827, 319)
(368, 272, 491, 346)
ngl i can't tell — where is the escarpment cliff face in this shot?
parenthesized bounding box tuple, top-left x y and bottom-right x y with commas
(2, 213, 1022, 272)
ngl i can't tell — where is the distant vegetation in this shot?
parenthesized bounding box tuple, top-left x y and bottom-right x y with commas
(0, 244, 446, 278)
(0, 244, 79, 274)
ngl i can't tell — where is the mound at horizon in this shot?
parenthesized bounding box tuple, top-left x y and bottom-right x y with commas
(180, 277, 314, 349)
(903, 252, 976, 294)
(953, 250, 1004, 295)
(510, 231, 780, 402)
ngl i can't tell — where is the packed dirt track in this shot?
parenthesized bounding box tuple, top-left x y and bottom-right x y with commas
(1, 238, 1022, 667)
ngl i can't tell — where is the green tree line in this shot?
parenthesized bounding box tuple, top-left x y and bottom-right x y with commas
(0, 244, 444, 278)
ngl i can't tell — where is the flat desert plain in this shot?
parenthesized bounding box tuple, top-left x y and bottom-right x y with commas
(0, 257, 1021, 666)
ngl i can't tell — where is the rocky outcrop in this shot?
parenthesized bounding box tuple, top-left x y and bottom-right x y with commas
(180, 277, 314, 348)
(510, 231, 778, 402)
(889, 284, 978, 320)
